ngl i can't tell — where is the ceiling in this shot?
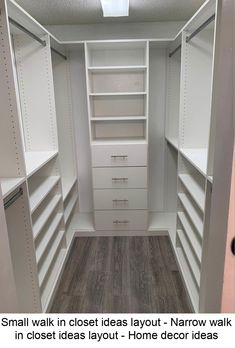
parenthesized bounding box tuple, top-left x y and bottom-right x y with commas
(14, 0, 205, 26)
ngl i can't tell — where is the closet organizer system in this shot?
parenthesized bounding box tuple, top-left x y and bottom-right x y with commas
(0, 0, 220, 312)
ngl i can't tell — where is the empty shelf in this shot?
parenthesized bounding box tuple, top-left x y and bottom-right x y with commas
(38, 230, 64, 288)
(36, 213, 63, 264)
(33, 194, 62, 239)
(180, 148, 207, 176)
(179, 174, 205, 211)
(177, 229, 200, 287)
(1, 177, 25, 199)
(177, 212, 202, 262)
(29, 176, 60, 213)
(25, 151, 58, 177)
(178, 193, 203, 238)
(64, 195, 78, 224)
(61, 177, 77, 201)
(88, 65, 147, 72)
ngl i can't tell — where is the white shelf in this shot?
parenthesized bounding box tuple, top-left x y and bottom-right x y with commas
(91, 116, 147, 121)
(25, 151, 58, 177)
(91, 138, 148, 145)
(38, 229, 64, 288)
(89, 92, 147, 96)
(178, 193, 203, 238)
(165, 136, 178, 150)
(179, 174, 205, 211)
(64, 195, 78, 224)
(88, 65, 147, 72)
(33, 194, 62, 239)
(41, 247, 66, 312)
(29, 176, 60, 213)
(61, 177, 77, 201)
(180, 148, 207, 176)
(176, 246, 199, 312)
(36, 213, 63, 264)
(177, 212, 202, 262)
(177, 229, 200, 287)
(207, 175, 213, 183)
(1, 177, 25, 199)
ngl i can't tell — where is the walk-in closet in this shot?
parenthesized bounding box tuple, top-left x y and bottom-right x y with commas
(0, 0, 234, 313)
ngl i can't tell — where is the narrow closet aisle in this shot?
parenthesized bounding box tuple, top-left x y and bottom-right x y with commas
(0, 0, 234, 314)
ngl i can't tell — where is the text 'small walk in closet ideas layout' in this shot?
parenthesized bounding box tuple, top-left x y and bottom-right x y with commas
(0, 0, 234, 313)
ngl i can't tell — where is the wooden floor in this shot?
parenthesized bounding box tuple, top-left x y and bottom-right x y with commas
(50, 236, 192, 313)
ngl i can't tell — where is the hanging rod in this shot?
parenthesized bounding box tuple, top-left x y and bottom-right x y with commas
(51, 47, 67, 60)
(8, 17, 46, 47)
(169, 44, 181, 58)
(4, 187, 23, 210)
(186, 14, 215, 43)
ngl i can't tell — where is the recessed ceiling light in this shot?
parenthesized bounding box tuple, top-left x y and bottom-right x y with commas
(100, 0, 129, 17)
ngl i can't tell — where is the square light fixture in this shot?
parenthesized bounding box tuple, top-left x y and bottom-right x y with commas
(101, 0, 129, 17)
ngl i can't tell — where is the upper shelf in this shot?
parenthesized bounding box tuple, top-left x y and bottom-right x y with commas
(88, 65, 147, 72)
(25, 151, 58, 178)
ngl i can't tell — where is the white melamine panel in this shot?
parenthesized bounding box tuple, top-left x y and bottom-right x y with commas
(5, 183, 41, 312)
(92, 120, 146, 141)
(149, 48, 167, 211)
(94, 210, 148, 231)
(69, 47, 93, 212)
(0, 4, 25, 178)
(93, 167, 147, 189)
(91, 143, 147, 167)
(87, 41, 147, 67)
(13, 34, 58, 151)
(179, 174, 205, 212)
(51, 49, 77, 184)
(166, 45, 181, 144)
(64, 190, 78, 224)
(93, 189, 148, 210)
(89, 71, 146, 93)
(180, 148, 208, 176)
(179, 26, 215, 149)
(90, 95, 146, 117)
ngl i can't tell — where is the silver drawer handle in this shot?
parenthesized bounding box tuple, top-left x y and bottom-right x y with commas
(112, 177, 128, 181)
(113, 220, 129, 224)
(111, 155, 128, 159)
(112, 199, 128, 203)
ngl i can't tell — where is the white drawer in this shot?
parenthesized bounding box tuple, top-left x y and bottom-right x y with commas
(93, 189, 148, 210)
(92, 167, 147, 189)
(91, 143, 147, 167)
(94, 210, 148, 231)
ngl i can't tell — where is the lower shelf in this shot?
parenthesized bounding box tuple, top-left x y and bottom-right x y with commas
(1, 177, 25, 199)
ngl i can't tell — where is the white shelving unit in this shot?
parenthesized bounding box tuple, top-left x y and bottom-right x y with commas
(1, 0, 231, 315)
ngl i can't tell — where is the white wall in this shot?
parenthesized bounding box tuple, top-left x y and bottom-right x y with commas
(46, 22, 185, 41)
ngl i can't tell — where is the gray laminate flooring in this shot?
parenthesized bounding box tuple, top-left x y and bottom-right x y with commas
(50, 236, 192, 313)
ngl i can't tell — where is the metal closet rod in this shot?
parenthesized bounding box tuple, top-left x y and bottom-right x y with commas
(4, 187, 23, 210)
(169, 44, 181, 58)
(186, 14, 215, 43)
(8, 17, 67, 60)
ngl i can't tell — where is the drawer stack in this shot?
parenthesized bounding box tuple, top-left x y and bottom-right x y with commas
(92, 143, 148, 231)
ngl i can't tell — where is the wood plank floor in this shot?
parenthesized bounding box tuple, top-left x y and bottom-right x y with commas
(50, 236, 192, 313)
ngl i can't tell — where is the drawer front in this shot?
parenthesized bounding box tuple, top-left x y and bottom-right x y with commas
(92, 167, 147, 189)
(91, 143, 147, 167)
(93, 189, 148, 210)
(94, 210, 148, 231)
